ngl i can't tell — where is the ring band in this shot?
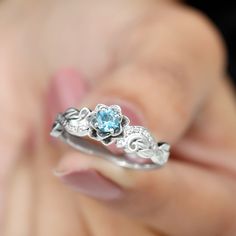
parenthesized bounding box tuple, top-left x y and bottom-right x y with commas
(50, 104, 170, 170)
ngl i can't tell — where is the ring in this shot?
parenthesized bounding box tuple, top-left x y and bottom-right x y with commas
(50, 104, 170, 170)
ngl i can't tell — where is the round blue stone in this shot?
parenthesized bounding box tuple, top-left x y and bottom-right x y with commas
(96, 108, 121, 133)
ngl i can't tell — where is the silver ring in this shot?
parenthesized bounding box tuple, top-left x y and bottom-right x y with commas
(50, 104, 170, 170)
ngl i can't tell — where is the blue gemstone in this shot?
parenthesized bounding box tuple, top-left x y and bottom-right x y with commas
(96, 108, 121, 133)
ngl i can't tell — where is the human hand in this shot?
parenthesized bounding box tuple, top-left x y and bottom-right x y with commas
(2, 1, 236, 235)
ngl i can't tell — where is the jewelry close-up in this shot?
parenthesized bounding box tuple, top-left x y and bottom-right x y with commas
(50, 104, 170, 170)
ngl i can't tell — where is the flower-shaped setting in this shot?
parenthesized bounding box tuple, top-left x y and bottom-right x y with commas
(88, 104, 130, 145)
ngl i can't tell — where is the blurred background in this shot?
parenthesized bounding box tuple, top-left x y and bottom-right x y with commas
(188, 0, 236, 85)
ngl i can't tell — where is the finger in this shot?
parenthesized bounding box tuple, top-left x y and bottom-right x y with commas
(52, 4, 236, 236)
(0, 40, 45, 231)
(55, 152, 236, 236)
(174, 77, 236, 173)
(82, 7, 225, 143)
(0, 57, 29, 229)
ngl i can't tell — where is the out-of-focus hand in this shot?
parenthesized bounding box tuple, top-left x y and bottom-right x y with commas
(1, 1, 236, 236)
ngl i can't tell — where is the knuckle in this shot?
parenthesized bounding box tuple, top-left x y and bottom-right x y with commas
(135, 61, 195, 139)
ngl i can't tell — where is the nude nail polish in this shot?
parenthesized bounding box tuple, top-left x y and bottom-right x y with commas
(55, 169, 123, 200)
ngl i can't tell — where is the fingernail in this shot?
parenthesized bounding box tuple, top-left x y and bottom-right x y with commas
(98, 99, 145, 126)
(118, 101, 144, 126)
(47, 68, 90, 124)
(55, 169, 123, 200)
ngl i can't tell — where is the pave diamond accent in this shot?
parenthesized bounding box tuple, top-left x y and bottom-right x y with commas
(116, 125, 169, 165)
(117, 126, 156, 157)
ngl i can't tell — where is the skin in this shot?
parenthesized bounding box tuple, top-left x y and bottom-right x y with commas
(0, 0, 236, 235)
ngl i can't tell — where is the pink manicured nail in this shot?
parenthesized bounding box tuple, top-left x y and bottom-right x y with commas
(47, 68, 89, 125)
(104, 99, 144, 126)
(55, 169, 123, 200)
(120, 103, 144, 126)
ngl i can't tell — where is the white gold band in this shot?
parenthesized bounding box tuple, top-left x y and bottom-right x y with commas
(50, 104, 170, 170)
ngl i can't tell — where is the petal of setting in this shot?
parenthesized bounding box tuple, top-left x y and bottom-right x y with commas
(113, 126, 123, 136)
(97, 130, 111, 139)
(121, 116, 130, 127)
(89, 129, 98, 139)
(101, 136, 113, 145)
(95, 104, 107, 112)
(110, 105, 122, 113)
